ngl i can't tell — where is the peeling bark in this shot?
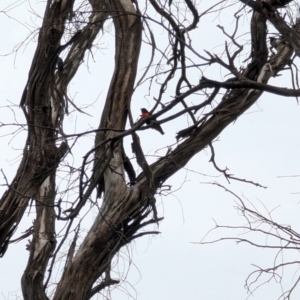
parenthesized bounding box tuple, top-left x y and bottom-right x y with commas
(22, 173, 57, 300)
(53, 0, 143, 297)
(1, 0, 299, 299)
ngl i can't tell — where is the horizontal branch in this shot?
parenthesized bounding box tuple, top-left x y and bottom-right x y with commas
(200, 76, 300, 97)
(198, 237, 300, 249)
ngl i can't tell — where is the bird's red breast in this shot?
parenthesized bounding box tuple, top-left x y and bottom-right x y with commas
(141, 112, 150, 118)
(140, 108, 151, 119)
(140, 108, 164, 134)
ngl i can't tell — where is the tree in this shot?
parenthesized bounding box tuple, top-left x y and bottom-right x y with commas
(1, 0, 300, 299)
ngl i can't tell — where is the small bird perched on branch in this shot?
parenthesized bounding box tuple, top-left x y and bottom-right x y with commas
(140, 108, 165, 135)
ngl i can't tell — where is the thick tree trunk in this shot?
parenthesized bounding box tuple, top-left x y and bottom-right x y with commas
(19, 0, 113, 298)
(0, 0, 74, 256)
(53, 0, 143, 298)
(1, 0, 298, 299)
(21, 172, 57, 300)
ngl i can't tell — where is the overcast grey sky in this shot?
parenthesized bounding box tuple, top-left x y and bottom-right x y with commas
(1, 1, 300, 299)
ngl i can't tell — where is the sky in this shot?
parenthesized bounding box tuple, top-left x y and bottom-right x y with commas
(1, 1, 300, 299)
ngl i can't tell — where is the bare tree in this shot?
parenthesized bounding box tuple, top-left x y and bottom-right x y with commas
(199, 183, 300, 300)
(1, 0, 300, 299)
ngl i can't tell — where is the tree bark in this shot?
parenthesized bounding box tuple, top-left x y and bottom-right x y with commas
(53, 0, 143, 298)
(1, 0, 298, 299)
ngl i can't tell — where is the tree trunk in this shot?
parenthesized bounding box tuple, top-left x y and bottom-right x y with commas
(1, 0, 298, 299)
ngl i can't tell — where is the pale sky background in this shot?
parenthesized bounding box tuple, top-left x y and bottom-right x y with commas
(1, 1, 300, 299)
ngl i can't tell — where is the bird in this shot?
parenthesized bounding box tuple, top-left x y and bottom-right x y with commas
(140, 108, 165, 135)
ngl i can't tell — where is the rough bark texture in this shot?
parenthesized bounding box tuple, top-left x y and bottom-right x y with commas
(1, 0, 300, 299)
(0, 0, 73, 255)
(53, 0, 143, 295)
(22, 173, 57, 300)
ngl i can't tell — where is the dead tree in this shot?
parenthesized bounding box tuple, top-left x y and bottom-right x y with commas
(1, 0, 300, 299)
(200, 183, 300, 300)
